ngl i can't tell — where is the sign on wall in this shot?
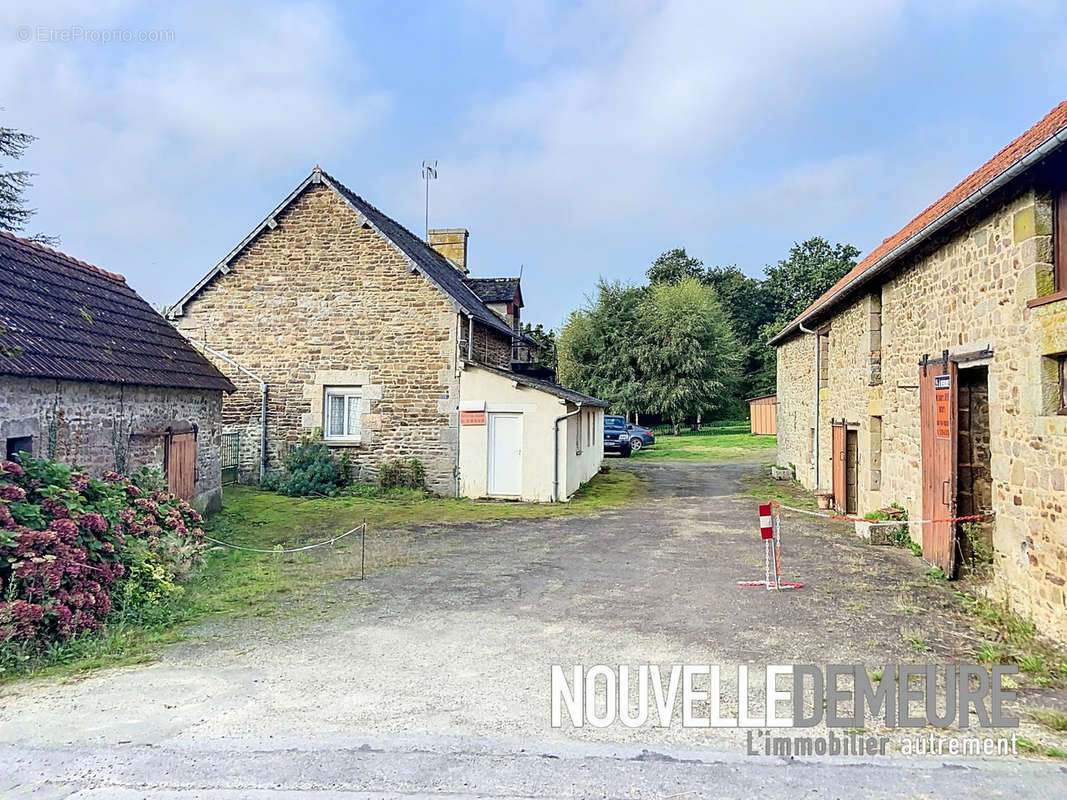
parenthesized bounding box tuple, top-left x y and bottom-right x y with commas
(460, 410, 486, 426)
(934, 374, 952, 439)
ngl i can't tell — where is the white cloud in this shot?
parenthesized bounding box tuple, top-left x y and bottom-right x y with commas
(429, 0, 907, 234)
(0, 1, 390, 243)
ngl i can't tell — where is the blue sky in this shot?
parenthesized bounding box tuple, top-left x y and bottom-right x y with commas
(3, 0, 1067, 328)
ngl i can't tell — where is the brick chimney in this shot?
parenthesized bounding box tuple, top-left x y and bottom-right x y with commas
(428, 228, 469, 274)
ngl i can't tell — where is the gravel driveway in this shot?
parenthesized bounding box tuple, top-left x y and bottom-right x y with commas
(2, 461, 1065, 798)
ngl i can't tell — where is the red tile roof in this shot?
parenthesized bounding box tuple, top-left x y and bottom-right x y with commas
(771, 99, 1067, 344)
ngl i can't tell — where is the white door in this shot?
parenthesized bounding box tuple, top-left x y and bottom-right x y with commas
(488, 413, 523, 496)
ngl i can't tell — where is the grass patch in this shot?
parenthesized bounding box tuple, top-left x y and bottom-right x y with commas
(1029, 709, 1067, 733)
(1, 470, 644, 683)
(1015, 736, 1067, 759)
(955, 590, 1067, 690)
(737, 464, 819, 510)
(901, 626, 931, 653)
(632, 431, 777, 463)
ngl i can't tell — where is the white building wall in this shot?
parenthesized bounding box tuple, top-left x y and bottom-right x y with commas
(458, 365, 603, 502)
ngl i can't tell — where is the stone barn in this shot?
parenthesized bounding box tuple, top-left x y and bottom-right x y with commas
(771, 101, 1067, 641)
(0, 231, 233, 512)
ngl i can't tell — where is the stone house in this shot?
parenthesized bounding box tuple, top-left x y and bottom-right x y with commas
(0, 231, 234, 512)
(172, 167, 604, 499)
(771, 101, 1067, 641)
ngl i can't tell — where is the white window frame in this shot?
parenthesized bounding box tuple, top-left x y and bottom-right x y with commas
(323, 387, 362, 442)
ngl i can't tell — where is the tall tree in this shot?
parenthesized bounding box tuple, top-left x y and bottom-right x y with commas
(521, 322, 558, 370)
(761, 237, 859, 329)
(637, 278, 741, 434)
(704, 265, 775, 403)
(557, 280, 648, 416)
(755, 236, 858, 393)
(646, 247, 706, 285)
(0, 117, 56, 244)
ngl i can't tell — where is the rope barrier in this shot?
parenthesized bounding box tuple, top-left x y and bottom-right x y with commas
(203, 522, 366, 554)
(769, 501, 993, 527)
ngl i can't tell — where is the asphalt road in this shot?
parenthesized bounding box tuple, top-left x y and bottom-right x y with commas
(2, 460, 1065, 798)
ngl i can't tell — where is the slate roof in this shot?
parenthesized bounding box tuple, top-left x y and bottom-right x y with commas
(319, 171, 517, 339)
(464, 360, 608, 407)
(770, 99, 1067, 345)
(174, 168, 518, 342)
(0, 231, 234, 392)
(463, 277, 521, 304)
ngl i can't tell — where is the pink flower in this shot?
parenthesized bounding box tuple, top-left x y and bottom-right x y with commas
(49, 517, 80, 542)
(0, 484, 26, 502)
(125, 484, 142, 498)
(0, 503, 13, 529)
(41, 498, 71, 519)
(0, 460, 24, 478)
(77, 513, 108, 535)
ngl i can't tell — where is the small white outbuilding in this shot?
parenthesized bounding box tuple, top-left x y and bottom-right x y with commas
(457, 361, 607, 502)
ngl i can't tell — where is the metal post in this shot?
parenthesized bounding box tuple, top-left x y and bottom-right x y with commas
(772, 510, 781, 590)
(764, 537, 771, 591)
(360, 519, 366, 581)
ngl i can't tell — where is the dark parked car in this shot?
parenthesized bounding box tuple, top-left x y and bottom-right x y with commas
(626, 423, 655, 451)
(603, 415, 632, 457)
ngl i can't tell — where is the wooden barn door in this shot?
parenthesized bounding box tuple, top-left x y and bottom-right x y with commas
(831, 421, 846, 512)
(167, 430, 197, 501)
(919, 354, 958, 574)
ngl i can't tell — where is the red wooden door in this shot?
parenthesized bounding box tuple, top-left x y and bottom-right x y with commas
(919, 357, 958, 574)
(831, 421, 846, 512)
(167, 431, 197, 501)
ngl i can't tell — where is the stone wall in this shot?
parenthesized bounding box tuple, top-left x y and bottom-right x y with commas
(776, 187, 1067, 641)
(175, 182, 510, 494)
(0, 375, 223, 511)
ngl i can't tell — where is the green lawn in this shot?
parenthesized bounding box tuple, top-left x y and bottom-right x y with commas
(2, 471, 644, 683)
(737, 463, 819, 509)
(630, 430, 778, 462)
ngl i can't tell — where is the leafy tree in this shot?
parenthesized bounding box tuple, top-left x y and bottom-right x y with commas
(521, 322, 558, 370)
(0, 116, 57, 245)
(704, 266, 775, 403)
(761, 237, 859, 331)
(646, 247, 706, 285)
(755, 236, 858, 393)
(557, 280, 648, 416)
(637, 278, 741, 434)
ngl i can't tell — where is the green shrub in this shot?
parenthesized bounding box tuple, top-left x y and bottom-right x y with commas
(116, 540, 184, 625)
(261, 439, 346, 497)
(378, 458, 426, 491)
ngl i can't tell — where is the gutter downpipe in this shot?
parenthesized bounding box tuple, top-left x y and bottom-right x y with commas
(187, 339, 269, 484)
(797, 321, 820, 491)
(454, 312, 463, 498)
(553, 403, 583, 502)
(769, 123, 1067, 348)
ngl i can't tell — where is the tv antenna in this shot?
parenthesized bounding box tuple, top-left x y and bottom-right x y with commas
(421, 160, 438, 239)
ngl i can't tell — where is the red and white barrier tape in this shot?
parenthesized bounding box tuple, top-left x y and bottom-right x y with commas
(769, 501, 992, 527)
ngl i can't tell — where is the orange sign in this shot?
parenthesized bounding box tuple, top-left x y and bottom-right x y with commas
(460, 410, 486, 426)
(934, 374, 951, 439)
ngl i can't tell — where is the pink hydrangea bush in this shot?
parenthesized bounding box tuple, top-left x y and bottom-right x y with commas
(0, 457, 206, 649)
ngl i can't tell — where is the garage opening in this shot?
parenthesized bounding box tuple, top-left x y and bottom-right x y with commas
(956, 366, 993, 575)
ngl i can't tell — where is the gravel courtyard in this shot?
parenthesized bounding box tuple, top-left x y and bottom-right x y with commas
(2, 461, 1065, 798)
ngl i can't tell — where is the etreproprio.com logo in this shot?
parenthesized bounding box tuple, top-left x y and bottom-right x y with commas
(551, 664, 1022, 757)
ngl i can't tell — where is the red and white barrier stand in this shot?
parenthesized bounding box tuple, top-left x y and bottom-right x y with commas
(738, 502, 804, 590)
